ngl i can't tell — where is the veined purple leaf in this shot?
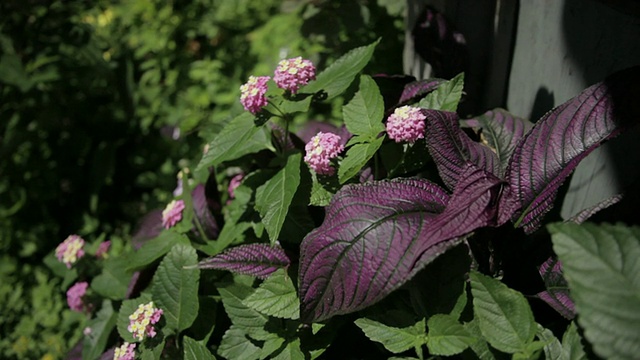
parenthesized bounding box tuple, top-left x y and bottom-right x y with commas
(424, 109, 500, 191)
(536, 257, 575, 320)
(299, 166, 501, 323)
(503, 67, 640, 233)
(197, 243, 290, 279)
(398, 78, 446, 105)
(192, 184, 220, 239)
(463, 108, 533, 176)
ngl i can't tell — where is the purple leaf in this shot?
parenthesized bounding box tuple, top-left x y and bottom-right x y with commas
(398, 78, 446, 105)
(463, 108, 534, 176)
(299, 167, 501, 323)
(192, 184, 220, 239)
(424, 109, 500, 191)
(131, 209, 164, 249)
(502, 67, 640, 233)
(196, 243, 290, 279)
(536, 257, 575, 320)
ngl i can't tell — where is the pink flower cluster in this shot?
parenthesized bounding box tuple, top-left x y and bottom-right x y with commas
(304, 132, 344, 176)
(239, 57, 316, 114)
(162, 199, 185, 229)
(274, 56, 316, 94)
(240, 75, 270, 114)
(66, 281, 89, 312)
(113, 342, 136, 360)
(128, 301, 163, 341)
(385, 106, 427, 143)
(55, 234, 85, 268)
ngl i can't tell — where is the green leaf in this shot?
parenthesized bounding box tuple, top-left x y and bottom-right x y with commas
(126, 231, 191, 271)
(418, 72, 464, 111)
(463, 318, 496, 360)
(217, 279, 271, 339)
(138, 340, 165, 360)
(272, 338, 306, 360)
(91, 256, 132, 300)
(260, 337, 286, 360)
(255, 152, 302, 244)
(196, 112, 272, 170)
(549, 222, 640, 360)
(301, 39, 380, 100)
(151, 244, 200, 332)
(338, 136, 384, 184)
(354, 317, 426, 354)
(117, 294, 153, 343)
(184, 336, 216, 360)
(561, 322, 587, 360)
(469, 271, 537, 354)
(82, 300, 117, 360)
(426, 314, 476, 356)
(343, 75, 385, 140)
(277, 96, 313, 114)
(242, 269, 300, 319)
(218, 325, 262, 360)
(537, 324, 562, 360)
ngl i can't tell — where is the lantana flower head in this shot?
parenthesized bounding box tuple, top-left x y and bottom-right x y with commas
(274, 57, 316, 94)
(240, 75, 270, 114)
(127, 301, 163, 341)
(304, 132, 344, 176)
(386, 105, 427, 143)
(162, 199, 185, 229)
(55, 234, 86, 268)
(113, 342, 136, 360)
(67, 281, 89, 312)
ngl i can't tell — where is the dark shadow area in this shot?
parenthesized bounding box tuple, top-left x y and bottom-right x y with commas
(528, 87, 555, 122)
(560, 0, 640, 221)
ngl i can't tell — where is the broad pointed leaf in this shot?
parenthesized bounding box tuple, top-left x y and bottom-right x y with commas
(338, 137, 384, 184)
(536, 257, 575, 319)
(343, 75, 385, 140)
(196, 243, 290, 279)
(561, 322, 587, 360)
(355, 318, 426, 354)
(183, 336, 216, 360)
(301, 39, 380, 100)
(91, 256, 133, 300)
(242, 269, 300, 319)
(196, 112, 271, 170)
(218, 326, 262, 360)
(82, 300, 117, 360)
(399, 78, 445, 105)
(567, 194, 622, 224)
(255, 152, 302, 244)
(299, 165, 502, 323)
(549, 222, 640, 360)
(151, 244, 200, 332)
(426, 314, 476, 356)
(417, 73, 464, 112)
(504, 67, 640, 233)
(470, 271, 537, 354)
(463, 108, 533, 175)
(216, 279, 270, 340)
(423, 110, 500, 191)
(537, 325, 562, 360)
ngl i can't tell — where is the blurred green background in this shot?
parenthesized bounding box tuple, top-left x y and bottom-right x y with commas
(0, 0, 404, 358)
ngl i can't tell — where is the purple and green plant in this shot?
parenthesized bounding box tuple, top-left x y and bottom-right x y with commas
(50, 38, 640, 360)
